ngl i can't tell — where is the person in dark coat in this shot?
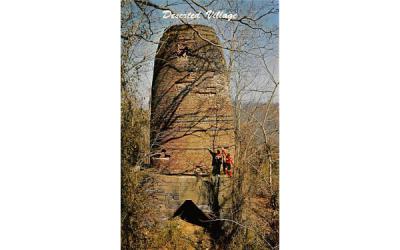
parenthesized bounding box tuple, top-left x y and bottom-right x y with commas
(208, 148, 222, 176)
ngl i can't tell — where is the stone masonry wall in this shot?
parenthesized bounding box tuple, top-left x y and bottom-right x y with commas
(153, 173, 233, 221)
(150, 24, 235, 174)
(149, 25, 235, 225)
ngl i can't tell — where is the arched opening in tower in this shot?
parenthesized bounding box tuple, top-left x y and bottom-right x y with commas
(172, 200, 211, 228)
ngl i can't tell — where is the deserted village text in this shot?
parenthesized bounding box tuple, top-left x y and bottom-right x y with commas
(162, 10, 238, 21)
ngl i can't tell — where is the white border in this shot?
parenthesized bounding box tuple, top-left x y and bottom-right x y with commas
(1, 0, 400, 249)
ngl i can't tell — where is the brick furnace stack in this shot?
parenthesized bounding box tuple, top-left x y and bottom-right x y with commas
(150, 24, 234, 175)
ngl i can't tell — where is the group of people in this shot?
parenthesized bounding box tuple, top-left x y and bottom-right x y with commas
(208, 147, 234, 177)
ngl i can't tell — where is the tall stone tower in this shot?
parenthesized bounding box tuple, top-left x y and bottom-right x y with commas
(150, 24, 234, 174)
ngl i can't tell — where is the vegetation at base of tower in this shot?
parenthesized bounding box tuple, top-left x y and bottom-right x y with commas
(122, 0, 279, 249)
(152, 218, 212, 249)
(225, 103, 279, 249)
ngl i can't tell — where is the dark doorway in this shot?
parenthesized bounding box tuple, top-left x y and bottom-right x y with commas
(173, 200, 211, 228)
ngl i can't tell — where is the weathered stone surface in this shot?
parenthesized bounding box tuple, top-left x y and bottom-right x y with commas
(152, 173, 233, 220)
(148, 25, 235, 225)
(150, 24, 235, 174)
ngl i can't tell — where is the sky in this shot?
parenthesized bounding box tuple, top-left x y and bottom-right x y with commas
(123, 0, 279, 107)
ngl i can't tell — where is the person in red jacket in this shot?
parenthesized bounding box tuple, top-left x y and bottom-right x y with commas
(224, 152, 234, 177)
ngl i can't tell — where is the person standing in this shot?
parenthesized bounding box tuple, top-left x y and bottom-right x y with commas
(224, 153, 234, 177)
(208, 148, 222, 176)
